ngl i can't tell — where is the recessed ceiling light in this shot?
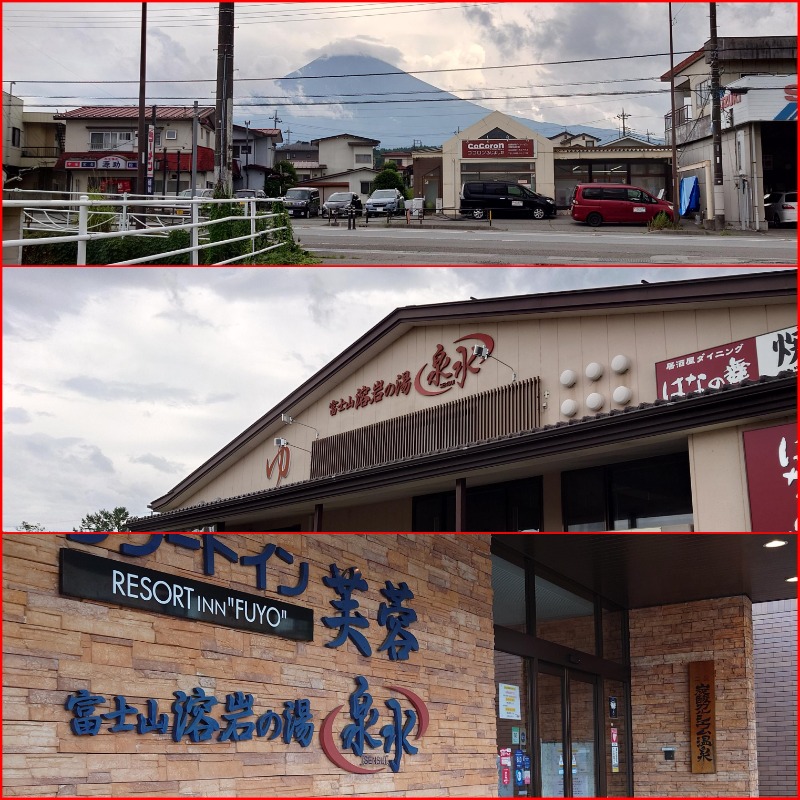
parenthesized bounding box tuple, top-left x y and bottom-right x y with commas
(786, 576, 798, 583)
(764, 539, 789, 548)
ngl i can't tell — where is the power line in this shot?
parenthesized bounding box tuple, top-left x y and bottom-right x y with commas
(17, 76, 666, 102)
(6, 51, 697, 84)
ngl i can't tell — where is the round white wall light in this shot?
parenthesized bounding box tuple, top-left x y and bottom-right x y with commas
(585, 362, 604, 381)
(561, 399, 579, 417)
(612, 385, 633, 405)
(560, 369, 577, 387)
(611, 354, 631, 374)
(586, 392, 605, 411)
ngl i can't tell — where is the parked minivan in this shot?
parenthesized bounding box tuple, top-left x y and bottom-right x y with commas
(460, 181, 556, 220)
(570, 183, 674, 226)
(282, 187, 321, 218)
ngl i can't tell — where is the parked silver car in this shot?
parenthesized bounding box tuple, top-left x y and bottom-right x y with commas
(322, 192, 363, 217)
(365, 188, 405, 217)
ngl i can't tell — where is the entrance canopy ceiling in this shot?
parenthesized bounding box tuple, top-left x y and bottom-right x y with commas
(494, 534, 797, 608)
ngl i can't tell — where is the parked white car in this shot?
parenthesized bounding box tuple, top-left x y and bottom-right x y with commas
(764, 191, 797, 226)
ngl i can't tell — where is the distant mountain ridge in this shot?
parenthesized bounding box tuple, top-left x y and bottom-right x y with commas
(270, 54, 634, 149)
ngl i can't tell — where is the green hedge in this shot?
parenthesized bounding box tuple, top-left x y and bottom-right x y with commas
(22, 230, 191, 265)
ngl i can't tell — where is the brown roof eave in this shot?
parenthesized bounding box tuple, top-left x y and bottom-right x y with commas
(131, 374, 796, 531)
(148, 270, 796, 511)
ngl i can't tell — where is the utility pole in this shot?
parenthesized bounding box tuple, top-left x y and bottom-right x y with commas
(136, 2, 147, 201)
(272, 109, 282, 129)
(668, 2, 681, 221)
(709, 2, 725, 229)
(214, 2, 234, 194)
(616, 109, 631, 137)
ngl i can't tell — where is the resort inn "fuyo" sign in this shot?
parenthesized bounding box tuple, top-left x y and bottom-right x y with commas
(60, 547, 314, 641)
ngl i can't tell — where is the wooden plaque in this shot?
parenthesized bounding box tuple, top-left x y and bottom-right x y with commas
(689, 660, 716, 773)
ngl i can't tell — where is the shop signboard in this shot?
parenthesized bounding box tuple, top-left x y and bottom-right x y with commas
(60, 547, 314, 641)
(721, 75, 797, 127)
(462, 139, 535, 158)
(654, 325, 796, 401)
(64, 675, 429, 775)
(328, 332, 496, 415)
(688, 660, 716, 774)
(65, 160, 97, 169)
(743, 422, 797, 532)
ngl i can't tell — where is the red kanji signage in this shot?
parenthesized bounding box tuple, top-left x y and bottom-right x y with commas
(328, 333, 495, 416)
(743, 423, 798, 532)
(654, 326, 796, 401)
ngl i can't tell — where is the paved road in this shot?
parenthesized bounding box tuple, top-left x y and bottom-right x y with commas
(293, 215, 797, 265)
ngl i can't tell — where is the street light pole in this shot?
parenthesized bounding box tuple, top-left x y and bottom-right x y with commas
(245, 119, 250, 189)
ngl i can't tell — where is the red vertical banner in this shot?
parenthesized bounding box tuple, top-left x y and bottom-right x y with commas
(743, 423, 798, 532)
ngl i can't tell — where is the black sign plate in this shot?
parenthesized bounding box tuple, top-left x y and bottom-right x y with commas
(59, 548, 313, 641)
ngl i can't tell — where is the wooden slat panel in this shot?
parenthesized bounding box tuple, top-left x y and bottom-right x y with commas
(311, 377, 540, 478)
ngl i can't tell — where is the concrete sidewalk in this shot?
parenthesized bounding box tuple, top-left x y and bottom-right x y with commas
(322, 211, 797, 237)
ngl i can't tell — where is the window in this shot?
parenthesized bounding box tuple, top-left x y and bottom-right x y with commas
(89, 131, 134, 151)
(562, 452, 693, 531)
(165, 129, 177, 140)
(412, 478, 542, 532)
(355, 153, 372, 164)
(360, 181, 373, 195)
(11, 127, 21, 147)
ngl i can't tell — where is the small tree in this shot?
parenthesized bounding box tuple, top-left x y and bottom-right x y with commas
(372, 163, 407, 196)
(264, 160, 298, 197)
(16, 521, 46, 531)
(73, 507, 131, 532)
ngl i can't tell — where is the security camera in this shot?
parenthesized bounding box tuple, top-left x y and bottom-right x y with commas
(274, 437, 288, 447)
(472, 344, 490, 358)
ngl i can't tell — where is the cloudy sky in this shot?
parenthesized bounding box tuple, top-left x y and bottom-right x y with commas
(1, 266, 786, 531)
(3, 1, 798, 144)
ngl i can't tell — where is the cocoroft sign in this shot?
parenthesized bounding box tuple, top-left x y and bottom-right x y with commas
(461, 139, 535, 158)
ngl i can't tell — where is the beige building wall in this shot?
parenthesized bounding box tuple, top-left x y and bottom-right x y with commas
(179, 302, 795, 509)
(318, 138, 374, 175)
(630, 597, 757, 797)
(3, 534, 497, 797)
(3, 92, 24, 169)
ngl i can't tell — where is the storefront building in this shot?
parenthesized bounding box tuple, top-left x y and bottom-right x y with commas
(127, 271, 796, 534)
(413, 111, 673, 211)
(2, 533, 796, 797)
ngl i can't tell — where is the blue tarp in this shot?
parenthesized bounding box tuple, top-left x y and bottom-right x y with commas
(679, 176, 700, 216)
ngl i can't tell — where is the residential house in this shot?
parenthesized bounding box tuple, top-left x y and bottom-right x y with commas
(662, 35, 797, 228)
(3, 91, 67, 191)
(53, 105, 216, 195)
(232, 125, 283, 193)
(274, 141, 324, 182)
(548, 130, 602, 148)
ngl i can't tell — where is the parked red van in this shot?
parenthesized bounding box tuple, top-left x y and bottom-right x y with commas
(570, 183, 675, 227)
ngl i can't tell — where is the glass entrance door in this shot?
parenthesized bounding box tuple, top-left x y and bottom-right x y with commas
(537, 665, 597, 797)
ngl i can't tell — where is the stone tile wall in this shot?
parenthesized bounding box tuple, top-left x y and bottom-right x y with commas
(2, 534, 498, 797)
(630, 596, 757, 797)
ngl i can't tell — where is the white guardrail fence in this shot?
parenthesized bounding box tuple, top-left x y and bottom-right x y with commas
(2, 190, 290, 265)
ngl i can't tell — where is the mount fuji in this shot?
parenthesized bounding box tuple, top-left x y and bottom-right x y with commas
(263, 54, 624, 149)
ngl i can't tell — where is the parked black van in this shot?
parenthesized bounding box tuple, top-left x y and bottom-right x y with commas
(460, 181, 557, 220)
(282, 187, 321, 218)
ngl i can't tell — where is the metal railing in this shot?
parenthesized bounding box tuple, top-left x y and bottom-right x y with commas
(3, 191, 290, 265)
(21, 146, 62, 159)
